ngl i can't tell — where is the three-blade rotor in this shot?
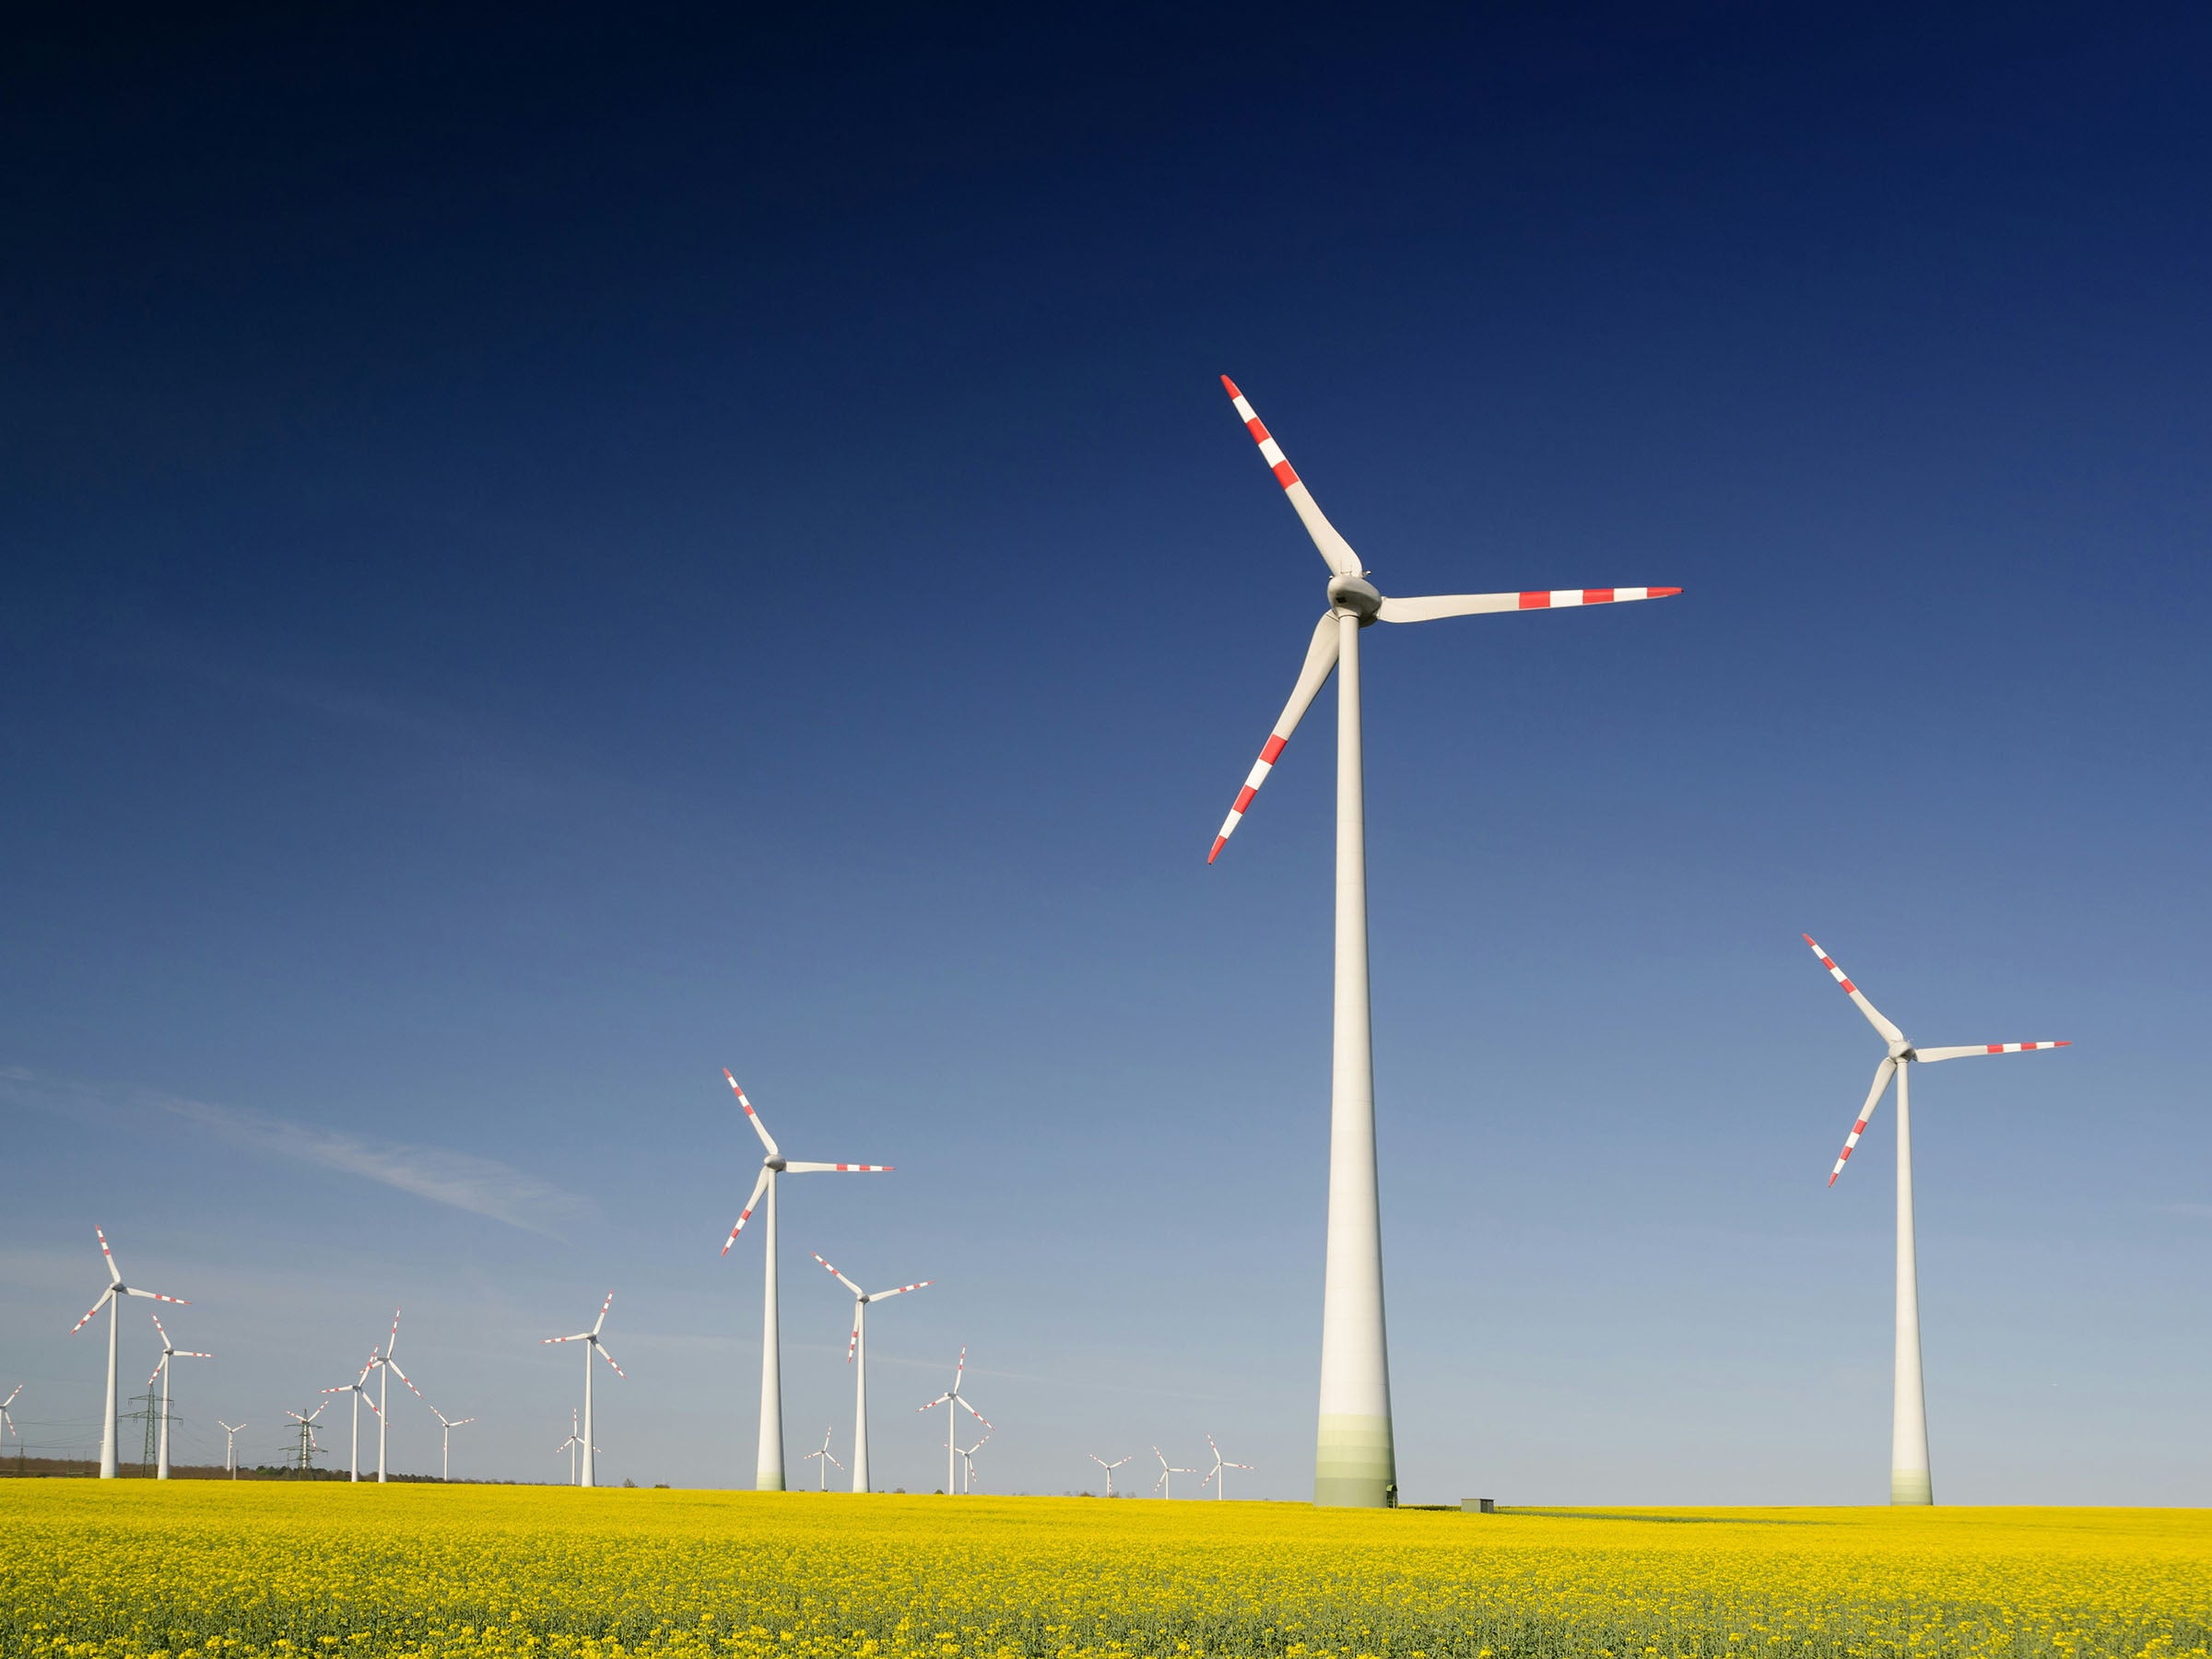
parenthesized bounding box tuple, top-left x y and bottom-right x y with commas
(719, 1072, 893, 1255)
(542, 1291, 626, 1377)
(71, 1227, 187, 1335)
(1802, 935, 2070, 1187)
(1206, 377, 1680, 864)
(916, 1345, 992, 1427)
(812, 1252, 933, 1361)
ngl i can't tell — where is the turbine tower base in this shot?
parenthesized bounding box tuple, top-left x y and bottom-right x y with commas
(1891, 1469, 1933, 1505)
(1314, 1414, 1394, 1508)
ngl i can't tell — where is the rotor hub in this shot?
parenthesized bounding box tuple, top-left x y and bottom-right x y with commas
(1327, 574, 1382, 618)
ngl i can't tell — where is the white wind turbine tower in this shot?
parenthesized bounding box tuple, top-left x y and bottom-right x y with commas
(368, 1309, 427, 1483)
(556, 1408, 582, 1486)
(323, 1352, 381, 1481)
(810, 1251, 931, 1493)
(542, 1291, 623, 1488)
(1207, 376, 1682, 1506)
(801, 1423, 844, 1491)
(1804, 933, 2070, 1505)
(718, 1070, 893, 1491)
(950, 1431, 989, 1494)
(66, 1228, 187, 1478)
(430, 1408, 476, 1481)
(1087, 1453, 1131, 1497)
(1151, 1446, 1196, 1500)
(147, 1312, 211, 1480)
(1200, 1434, 1253, 1500)
(915, 1347, 990, 1495)
(218, 1419, 245, 1478)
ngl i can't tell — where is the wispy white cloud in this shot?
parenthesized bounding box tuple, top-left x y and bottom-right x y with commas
(161, 1096, 594, 1237)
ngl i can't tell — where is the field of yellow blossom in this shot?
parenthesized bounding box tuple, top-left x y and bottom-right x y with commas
(5, 1486, 2207, 1659)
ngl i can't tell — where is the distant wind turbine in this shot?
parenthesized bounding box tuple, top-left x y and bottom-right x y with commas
(1804, 933, 2070, 1506)
(146, 1312, 211, 1480)
(801, 1423, 844, 1491)
(218, 1419, 245, 1478)
(811, 1251, 930, 1492)
(1201, 1434, 1253, 1500)
(1087, 1453, 1131, 1497)
(950, 1431, 989, 1493)
(542, 1292, 623, 1488)
(368, 1309, 426, 1483)
(557, 1408, 582, 1486)
(430, 1407, 476, 1481)
(915, 1347, 990, 1495)
(67, 1228, 187, 1478)
(1207, 376, 1681, 1505)
(0, 1386, 21, 1455)
(718, 1070, 892, 1491)
(322, 1353, 381, 1481)
(1152, 1446, 1196, 1500)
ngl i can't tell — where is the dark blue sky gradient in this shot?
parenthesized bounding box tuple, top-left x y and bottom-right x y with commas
(3, 5, 2206, 1500)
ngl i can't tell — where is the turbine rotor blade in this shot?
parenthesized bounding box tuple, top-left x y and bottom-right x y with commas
(594, 1344, 626, 1378)
(1914, 1041, 2072, 1062)
(724, 1070, 781, 1159)
(122, 1287, 187, 1304)
(812, 1253, 865, 1297)
(1209, 612, 1338, 864)
(782, 1161, 893, 1173)
(871, 1280, 930, 1300)
(1220, 376, 1361, 575)
(1376, 586, 1681, 623)
(594, 1291, 614, 1335)
(847, 1307, 861, 1363)
(385, 1359, 425, 1398)
(96, 1226, 123, 1286)
(68, 1288, 113, 1335)
(1803, 935, 1907, 1046)
(1829, 1056, 1898, 1187)
(721, 1167, 773, 1257)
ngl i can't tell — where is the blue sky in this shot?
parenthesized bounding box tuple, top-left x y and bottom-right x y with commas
(2, 4, 2206, 1501)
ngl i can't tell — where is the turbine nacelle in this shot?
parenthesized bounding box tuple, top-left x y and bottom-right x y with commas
(1326, 573, 1382, 618)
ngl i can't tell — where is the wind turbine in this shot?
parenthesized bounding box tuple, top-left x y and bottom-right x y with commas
(1804, 932, 2070, 1505)
(717, 1070, 893, 1491)
(1200, 1434, 1253, 1500)
(915, 1347, 990, 1495)
(1206, 377, 1682, 1507)
(322, 1352, 381, 1481)
(285, 1403, 327, 1475)
(810, 1251, 931, 1492)
(218, 1419, 245, 1478)
(430, 1408, 476, 1481)
(542, 1292, 623, 1488)
(368, 1309, 426, 1483)
(950, 1431, 988, 1493)
(1151, 1445, 1196, 1500)
(66, 1228, 187, 1478)
(801, 1423, 845, 1491)
(0, 1386, 20, 1459)
(1087, 1453, 1131, 1497)
(557, 1408, 582, 1486)
(146, 1312, 211, 1480)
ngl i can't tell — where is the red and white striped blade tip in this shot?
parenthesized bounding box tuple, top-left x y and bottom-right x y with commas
(1514, 586, 1680, 607)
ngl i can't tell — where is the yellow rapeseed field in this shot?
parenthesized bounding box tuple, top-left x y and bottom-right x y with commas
(3, 1487, 2206, 1659)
